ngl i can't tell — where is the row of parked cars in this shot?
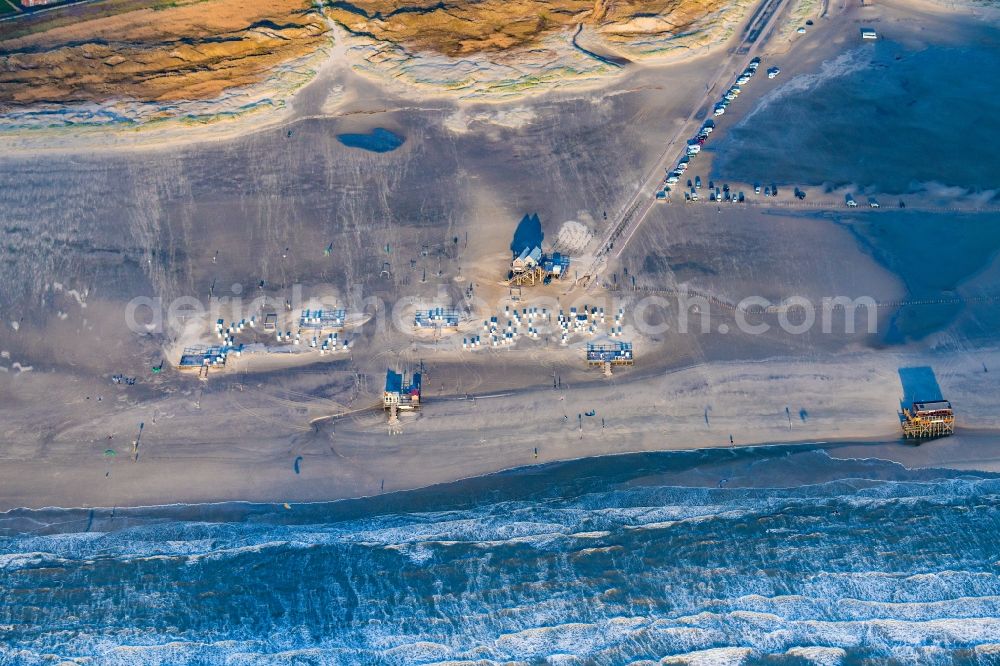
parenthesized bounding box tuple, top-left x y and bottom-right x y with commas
(656, 57, 787, 204)
(659, 58, 763, 201)
(715, 57, 763, 118)
(846, 194, 882, 208)
(663, 118, 715, 189)
(668, 176, 746, 203)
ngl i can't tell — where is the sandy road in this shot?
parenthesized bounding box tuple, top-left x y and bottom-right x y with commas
(582, 0, 798, 284)
(0, 0, 100, 23)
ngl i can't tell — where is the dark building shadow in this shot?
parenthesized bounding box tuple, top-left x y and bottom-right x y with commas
(510, 213, 543, 256)
(897, 366, 943, 411)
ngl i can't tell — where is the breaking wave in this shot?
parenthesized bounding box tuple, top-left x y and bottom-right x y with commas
(2, 446, 1000, 665)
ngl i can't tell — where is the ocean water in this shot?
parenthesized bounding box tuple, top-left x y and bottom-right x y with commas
(3, 444, 1000, 665)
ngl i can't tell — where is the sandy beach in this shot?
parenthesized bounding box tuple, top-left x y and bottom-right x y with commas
(1, 0, 999, 512)
(2, 344, 1000, 511)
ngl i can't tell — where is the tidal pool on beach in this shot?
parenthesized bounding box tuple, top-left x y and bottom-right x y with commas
(841, 210, 1000, 343)
(711, 36, 1000, 194)
(335, 127, 405, 153)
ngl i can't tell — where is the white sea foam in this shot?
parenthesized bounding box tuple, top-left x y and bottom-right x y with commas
(0, 551, 60, 571)
(784, 646, 847, 665)
(3, 455, 999, 664)
(660, 646, 756, 664)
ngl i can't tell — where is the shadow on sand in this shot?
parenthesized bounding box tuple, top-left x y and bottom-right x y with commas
(510, 213, 543, 256)
(897, 366, 943, 408)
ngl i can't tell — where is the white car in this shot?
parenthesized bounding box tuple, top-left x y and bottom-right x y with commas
(767, 66, 781, 79)
(676, 162, 688, 172)
(847, 198, 858, 207)
(714, 106, 726, 116)
(869, 199, 880, 208)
